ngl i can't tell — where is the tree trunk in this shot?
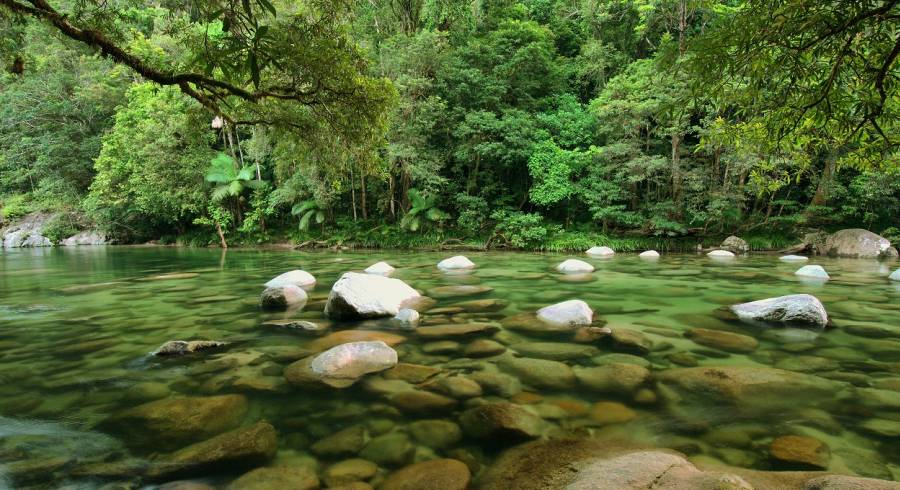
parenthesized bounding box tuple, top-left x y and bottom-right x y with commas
(671, 133, 682, 207)
(360, 173, 368, 220)
(811, 155, 836, 207)
(215, 221, 227, 248)
(350, 167, 358, 220)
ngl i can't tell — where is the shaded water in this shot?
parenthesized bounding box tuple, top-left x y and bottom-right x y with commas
(0, 247, 898, 488)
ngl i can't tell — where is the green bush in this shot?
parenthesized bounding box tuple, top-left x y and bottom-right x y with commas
(41, 213, 81, 243)
(1, 194, 32, 221)
(490, 209, 559, 249)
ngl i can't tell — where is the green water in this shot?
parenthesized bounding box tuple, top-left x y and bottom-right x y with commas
(0, 246, 898, 487)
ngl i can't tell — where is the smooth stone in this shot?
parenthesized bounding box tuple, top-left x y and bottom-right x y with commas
(422, 340, 460, 354)
(380, 459, 471, 490)
(393, 308, 419, 328)
(389, 390, 457, 414)
(364, 261, 395, 276)
(308, 331, 406, 351)
(468, 372, 522, 397)
(823, 228, 894, 258)
(586, 246, 614, 257)
(437, 256, 475, 270)
(774, 356, 839, 373)
(668, 352, 699, 366)
(454, 298, 509, 312)
(325, 272, 421, 320)
(573, 326, 612, 342)
(535, 300, 593, 328)
(359, 433, 414, 467)
(707, 250, 735, 258)
(154, 340, 227, 356)
(556, 259, 594, 274)
(804, 475, 900, 489)
(311, 425, 369, 456)
(323, 459, 378, 487)
(463, 339, 506, 357)
(890, 269, 900, 281)
(639, 250, 660, 259)
(858, 418, 900, 438)
(309, 341, 398, 387)
(588, 401, 637, 425)
(408, 420, 463, 449)
(511, 342, 597, 361)
(124, 381, 171, 402)
(721, 235, 749, 253)
(857, 388, 900, 410)
(416, 323, 500, 338)
(730, 294, 828, 327)
(608, 328, 651, 354)
(148, 422, 277, 479)
(426, 285, 493, 298)
(427, 376, 483, 399)
(780, 255, 809, 262)
(498, 357, 576, 390)
(383, 363, 443, 383)
(574, 363, 649, 395)
(260, 285, 307, 310)
(265, 270, 316, 288)
(228, 466, 319, 490)
(795, 265, 830, 280)
(592, 353, 651, 368)
(459, 403, 543, 440)
(685, 328, 758, 353)
(769, 435, 829, 469)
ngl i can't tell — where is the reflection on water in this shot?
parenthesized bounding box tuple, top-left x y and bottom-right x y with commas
(0, 246, 898, 487)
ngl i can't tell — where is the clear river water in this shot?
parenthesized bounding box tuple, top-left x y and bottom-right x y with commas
(0, 246, 898, 488)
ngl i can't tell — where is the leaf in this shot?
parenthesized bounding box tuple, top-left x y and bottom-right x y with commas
(426, 208, 449, 221)
(291, 200, 316, 216)
(315, 210, 325, 224)
(236, 166, 255, 181)
(408, 188, 425, 209)
(256, 0, 276, 16)
(228, 180, 243, 196)
(212, 185, 231, 202)
(299, 210, 314, 230)
(409, 216, 420, 232)
(255, 25, 269, 41)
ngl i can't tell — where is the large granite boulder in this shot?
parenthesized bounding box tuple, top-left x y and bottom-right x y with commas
(535, 300, 593, 329)
(1, 213, 54, 248)
(730, 294, 828, 327)
(721, 235, 749, 254)
(364, 261, 395, 276)
(310, 341, 398, 387)
(265, 270, 316, 288)
(822, 229, 896, 258)
(60, 230, 108, 246)
(556, 259, 594, 274)
(260, 285, 307, 310)
(325, 272, 420, 320)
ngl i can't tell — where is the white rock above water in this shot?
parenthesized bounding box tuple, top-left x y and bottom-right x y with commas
(707, 250, 735, 258)
(556, 259, 594, 274)
(730, 294, 828, 327)
(393, 308, 420, 328)
(779, 255, 809, 262)
(310, 341, 398, 387)
(265, 270, 316, 288)
(795, 265, 829, 280)
(536, 300, 593, 328)
(890, 269, 900, 281)
(437, 255, 476, 270)
(586, 246, 614, 257)
(639, 250, 660, 259)
(365, 261, 395, 276)
(325, 272, 421, 320)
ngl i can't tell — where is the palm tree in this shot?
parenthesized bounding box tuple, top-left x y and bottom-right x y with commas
(205, 152, 266, 224)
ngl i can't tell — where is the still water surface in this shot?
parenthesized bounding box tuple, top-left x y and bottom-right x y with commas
(0, 247, 898, 487)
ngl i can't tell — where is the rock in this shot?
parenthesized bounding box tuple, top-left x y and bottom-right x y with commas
(422, 340, 460, 354)
(556, 259, 595, 274)
(383, 363, 443, 383)
(154, 340, 227, 356)
(325, 272, 421, 320)
(586, 246, 615, 257)
(730, 294, 828, 327)
(426, 285, 493, 298)
(393, 308, 419, 328)
(125, 381, 171, 402)
(359, 433, 414, 467)
(265, 270, 316, 288)
(593, 353, 651, 368)
(469, 372, 522, 397)
(323, 459, 378, 487)
(416, 323, 500, 338)
(588, 401, 637, 425)
(427, 376, 483, 399)
(574, 326, 612, 342)
(261, 319, 327, 335)
(795, 265, 830, 280)
(409, 420, 463, 449)
(380, 459, 470, 490)
(309, 341, 398, 387)
(535, 300, 593, 329)
(464, 339, 506, 357)
(707, 250, 735, 258)
(454, 298, 508, 312)
(60, 230, 107, 246)
(685, 328, 759, 353)
(389, 390, 457, 414)
(769, 435, 829, 469)
(574, 363, 649, 394)
(459, 403, 543, 440)
(822, 229, 894, 258)
(608, 328, 651, 354)
(260, 285, 307, 310)
(148, 422, 277, 479)
(311, 425, 369, 456)
(780, 255, 809, 262)
(364, 261, 395, 276)
(858, 418, 900, 438)
(228, 466, 319, 490)
(889, 269, 900, 281)
(308, 330, 406, 352)
(512, 342, 597, 361)
(103, 395, 248, 450)
(804, 475, 900, 490)
(498, 357, 576, 390)
(1, 213, 54, 248)
(721, 236, 749, 254)
(639, 250, 660, 258)
(437, 256, 475, 270)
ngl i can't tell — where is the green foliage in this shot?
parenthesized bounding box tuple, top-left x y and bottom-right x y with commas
(0, 194, 32, 221)
(489, 209, 558, 249)
(292, 199, 325, 231)
(41, 213, 81, 243)
(400, 189, 449, 232)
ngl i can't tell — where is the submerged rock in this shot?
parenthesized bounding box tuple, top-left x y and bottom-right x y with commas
(769, 435, 830, 469)
(721, 235, 749, 254)
(154, 340, 227, 356)
(325, 272, 420, 320)
(261, 319, 328, 335)
(535, 299, 593, 328)
(823, 228, 895, 258)
(459, 403, 543, 441)
(308, 330, 406, 351)
(795, 265, 829, 280)
(311, 425, 369, 456)
(464, 339, 506, 357)
(148, 422, 277, 479)
(309, 341, 398, 388)
(265, 270, 316, 288)
(416, 322, 500, 338)
(707, 249, 735, 258)
(323, 459, 378, 487)
(437, 255, 476, 270)
(556, 259, 594, 274)
(389, 390, 457, 414)
(780, 255, 809, 262)
(586, 246, 615, 257)
(685, 328, 759, 353)
(228, 465, 319, 490)
(409, 420, 463, 449)
(498, 356, 576, 390)
(364, 261, 395, 276)
(730, 294, 828, 326)
(512, 341, 597, 361)
(260, 285, 307, 310)
(574, 363, 649, 395)
(426, 285, 493, 298)
(380, 459, 470, 490)
(359, 433, 414, 467)
(639, 250, 660, 259)
(588, 401, 637, 425)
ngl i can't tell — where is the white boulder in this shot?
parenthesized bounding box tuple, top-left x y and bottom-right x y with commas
(393, 308, 420, 328)
(730, 294, 828, 327)
(265, 270, 316, 288)
(586, 246, 614, 257)
(556, 259, 594, 274)
(310, 341, 398, 387)
(536, 300, 593, 329)
(779, 255, 809, 262)
(639, 250, 660, 259)
(364, 261, 395, 276)
(437, 255, 476, 270)
(890, 269, 900, 281)
(325, 272, 421, 320)
(707, 250, 735, 258)
(795, 265, 829, 280)
(260, 285, 308, 310)
(823, 228, 895, 258)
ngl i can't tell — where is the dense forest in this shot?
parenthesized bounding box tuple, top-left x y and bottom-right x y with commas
(0, 0, 898, 250)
